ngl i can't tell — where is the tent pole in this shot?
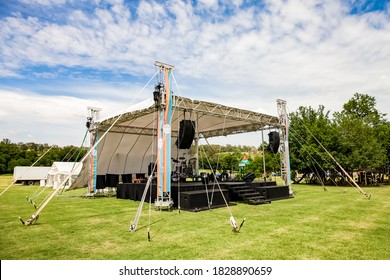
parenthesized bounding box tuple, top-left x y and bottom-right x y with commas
(261, 129, 266, 181)
(195, 112, 200, 176)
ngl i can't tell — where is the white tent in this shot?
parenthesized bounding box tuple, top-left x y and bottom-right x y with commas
(47, 162, 82, 189)
(70, 94, 280, 190)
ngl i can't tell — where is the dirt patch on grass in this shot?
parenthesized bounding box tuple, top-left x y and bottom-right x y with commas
(347, 220, 376, 230)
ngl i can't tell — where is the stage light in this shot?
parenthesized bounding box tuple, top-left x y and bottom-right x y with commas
(153, 83, 163, 104)
(153, 90, 160, 102)
(86, 117, 92, 129)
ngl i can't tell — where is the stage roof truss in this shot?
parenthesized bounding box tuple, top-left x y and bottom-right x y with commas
(96, 95, 280, 140)
(174, 96, 279, 125)
(103, 124, 180, 138)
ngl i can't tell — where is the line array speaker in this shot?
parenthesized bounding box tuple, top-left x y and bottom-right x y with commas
(268, 131, 280, 153)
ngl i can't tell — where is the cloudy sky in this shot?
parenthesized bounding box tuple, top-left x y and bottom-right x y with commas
(0, 0, 389, 147)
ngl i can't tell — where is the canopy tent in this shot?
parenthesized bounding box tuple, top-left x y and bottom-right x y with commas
(71, 94, 281, 190)
(46, 162, 82, 189)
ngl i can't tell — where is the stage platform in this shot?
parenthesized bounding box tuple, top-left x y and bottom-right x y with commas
(116, 180, 291, 211)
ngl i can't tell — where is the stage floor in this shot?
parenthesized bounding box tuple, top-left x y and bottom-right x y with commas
(116, 180, 289, 209)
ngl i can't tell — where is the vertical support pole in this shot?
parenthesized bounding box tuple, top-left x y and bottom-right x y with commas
(87, 107, 101, 194)
(163, 69, 172, 195)
(154, 61, 174, 207)
(261, 129, 267, 181)
(194, 113, 200, 176)
(88, 132, 98, 193)
(277, 99, 293, 196)
(157, 109, 164, 197)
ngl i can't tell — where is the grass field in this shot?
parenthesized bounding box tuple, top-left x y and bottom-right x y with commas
(0, 174, 389, 260)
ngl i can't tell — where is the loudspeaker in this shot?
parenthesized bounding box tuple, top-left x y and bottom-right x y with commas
(176, 120, 195, 149)
(179, 189, 229, 211)
(257, 185, 290, 200)
(242, 173, 256, 182)
(268, 131, 280, 153)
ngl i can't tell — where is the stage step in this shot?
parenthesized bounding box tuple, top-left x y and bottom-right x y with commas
(226, 182, 291, 205)
(243, 195, 266, 200)
(240, 192, 262, 198)
(247, 199, 271, 205)
(230, 186, 251, 193)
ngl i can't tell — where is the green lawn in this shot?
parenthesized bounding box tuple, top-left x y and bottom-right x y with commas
(0, 174, 389, 260)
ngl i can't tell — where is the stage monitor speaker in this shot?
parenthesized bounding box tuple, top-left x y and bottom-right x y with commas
(176, 120, 195, 149)
(242, 173, 256, 183)
(259, 185, 290, 200)
(268, 131, 280, 153)
(180, 189, 229, 211)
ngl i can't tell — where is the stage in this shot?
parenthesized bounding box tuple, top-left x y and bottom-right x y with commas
(116, 180, 291, 211)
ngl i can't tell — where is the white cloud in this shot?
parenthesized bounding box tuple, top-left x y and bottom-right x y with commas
(198, 0, 218, 9)
(0, 88, 133, 146)
(0, 0, 389, 146)
(19, 0, 68, 6)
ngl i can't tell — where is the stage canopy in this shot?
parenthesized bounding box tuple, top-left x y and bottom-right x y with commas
(70, 95, 280, 189)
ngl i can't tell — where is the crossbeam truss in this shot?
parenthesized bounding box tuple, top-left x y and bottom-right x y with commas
(98, 95, 280, 139)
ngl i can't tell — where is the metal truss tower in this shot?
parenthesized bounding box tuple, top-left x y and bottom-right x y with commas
(277, 99, 293, 196)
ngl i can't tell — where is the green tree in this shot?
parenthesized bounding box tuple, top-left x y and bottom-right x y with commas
(0, 140, 87, 174)
(333, 93, 387, 171)
(341, 93, 385, 127)
(289, 105, 336, 183)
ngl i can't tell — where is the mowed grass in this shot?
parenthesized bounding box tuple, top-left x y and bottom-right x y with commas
(0, 174, 389, 260)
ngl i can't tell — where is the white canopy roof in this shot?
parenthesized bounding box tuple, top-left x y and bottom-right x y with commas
(48, 162, 82, 175)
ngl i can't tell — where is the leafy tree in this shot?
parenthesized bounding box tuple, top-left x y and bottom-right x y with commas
(217, 152, 241, 173)
(333, 93, 387, 171)
(375, 122, 390, 167)
(289, 105, 337, 183)
(340, 93, 385, 127)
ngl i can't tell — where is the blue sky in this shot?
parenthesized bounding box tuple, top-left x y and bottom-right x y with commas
(0, 0, 389, 147)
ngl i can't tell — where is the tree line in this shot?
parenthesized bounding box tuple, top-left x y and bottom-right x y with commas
(0, 140, 87, 174)
(193, 143, 280, 180)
